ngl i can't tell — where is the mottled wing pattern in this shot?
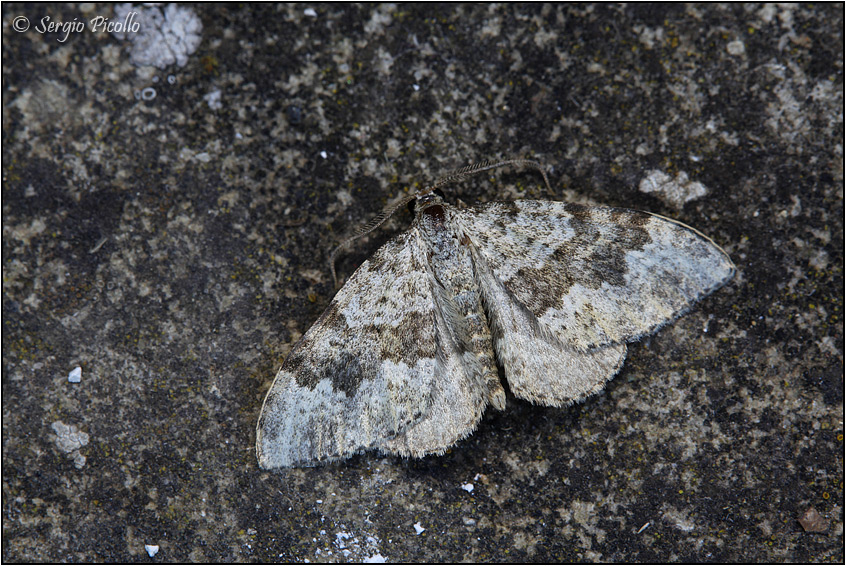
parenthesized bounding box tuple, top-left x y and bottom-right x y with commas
(256, 230, 442, 468)
(257, 225, 496, 467)
(459, 201, 735, 349)
(378, 281, 492, 457)
(455, 200, 735, 406)
(257, 193, 736, 465)
(469, 237, 629, 406)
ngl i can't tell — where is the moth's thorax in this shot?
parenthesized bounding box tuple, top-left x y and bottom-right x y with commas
(415, 196, 461, 263)
(413, 195, 474, 303)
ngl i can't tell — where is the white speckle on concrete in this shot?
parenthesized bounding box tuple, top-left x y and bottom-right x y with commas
(145, 544, 159, 557)
(51, 421, 90, 468)
(373, 46, 394, 75)
(52, 421, 89, 452)
(112, 3, 203, 69)
(461, 482, 474, 493)
(335, 531, 350, 548)
(663, 505, 696, 532)
(413, 522, 425, 535)
(364, 5, 394, 35)
(68, 366, 82, 383)
(204, 89, 222, 110)
(727, 39, 746, 56)
(639, 169, 708, 209)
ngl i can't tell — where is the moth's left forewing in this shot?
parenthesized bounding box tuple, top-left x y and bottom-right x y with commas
(458, 200, 734, 351)
(454, 200, 734, 406)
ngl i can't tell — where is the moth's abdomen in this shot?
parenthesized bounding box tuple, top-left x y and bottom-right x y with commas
(418, 204, 506, 410)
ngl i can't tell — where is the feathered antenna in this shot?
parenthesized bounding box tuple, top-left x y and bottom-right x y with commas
(329, 158, 551, 287)
(328, 192, 418, 286)
(423, 158, 551, 195)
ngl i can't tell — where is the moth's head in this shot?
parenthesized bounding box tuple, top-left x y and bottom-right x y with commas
(413, 189, 446, 216)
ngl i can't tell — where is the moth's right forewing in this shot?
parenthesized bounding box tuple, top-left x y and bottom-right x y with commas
(256, 230, 440, 468)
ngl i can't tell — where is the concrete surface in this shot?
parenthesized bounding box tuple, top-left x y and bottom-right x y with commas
(2, 3, 842, 562)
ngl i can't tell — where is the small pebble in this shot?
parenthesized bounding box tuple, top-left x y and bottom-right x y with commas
(798, 507, 829, 532)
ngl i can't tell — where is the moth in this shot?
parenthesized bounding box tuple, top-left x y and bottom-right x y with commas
(256, 160, 734, 468)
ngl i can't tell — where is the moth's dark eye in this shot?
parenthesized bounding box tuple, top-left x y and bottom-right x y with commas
(411, 189, 447, 214)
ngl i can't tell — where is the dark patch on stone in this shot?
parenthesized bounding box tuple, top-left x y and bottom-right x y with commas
(802, 366, 844, 405)
(286, 105, 303, 125)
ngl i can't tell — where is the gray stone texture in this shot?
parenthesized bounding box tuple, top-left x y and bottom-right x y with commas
(2, 3, 842, 562)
